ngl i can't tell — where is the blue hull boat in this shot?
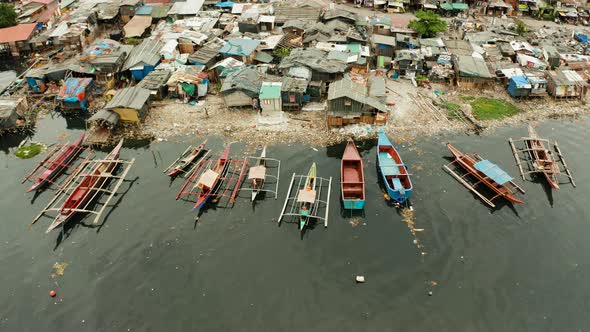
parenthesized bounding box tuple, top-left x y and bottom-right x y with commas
(377, 130, 412, 204)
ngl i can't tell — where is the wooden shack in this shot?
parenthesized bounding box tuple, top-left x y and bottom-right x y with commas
(546, 69, 589, 99)
(104, 86, 151, 123)
(259, 82, 282, 113)
(0, 97, 28, 133)
(281, 77, 308, 111)
(453, 55, 495, 90)
(326, 79, 388, 128)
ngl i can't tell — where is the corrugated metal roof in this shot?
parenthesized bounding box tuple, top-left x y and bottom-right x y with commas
(278, 48, 347, 74)
(219, 38, 260, 56)
(281, 76, 308, 93)
(0, 24, 37, 43)
(274, 4, 321, 24)
(328, 79, 388, 112)
(124, 15, 152, 37)
(167, 0, 204, 15)
(137, 70, 172, 90)
(124, 39, 163, 70)
(105, 87, 151, 110)
(371, 34, 396, 46)
(188, 38, 225, 65)
(454, 55, 493, 79)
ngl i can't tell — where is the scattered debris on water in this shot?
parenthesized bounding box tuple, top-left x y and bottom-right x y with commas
(356, 276, 366, 283)
(349, 217, 362, 227)
(401, 207, 424, 250)
(51, 262, 68, 278)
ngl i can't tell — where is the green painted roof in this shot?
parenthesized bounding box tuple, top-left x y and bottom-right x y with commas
(452, 3, 469, 10)
(259, 83, 281, 99)
(346, 44, 362, 54)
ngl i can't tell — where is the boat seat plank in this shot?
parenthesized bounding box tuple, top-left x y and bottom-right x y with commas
(198, 169, 220, 188)
(248, 165, 266, 180)
(391, 178, 405, 194)
(297, 189, 316, 203)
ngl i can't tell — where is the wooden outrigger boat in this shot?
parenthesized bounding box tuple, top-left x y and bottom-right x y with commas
(46, 139, 124, 232)
(341, 139, 365, 210)
(25, 133, 86, 192)
(277, 164, 332, 234)
(250, 146, 267, 201)
(165, 139, 208, 177)
(525, 126, 560, 189)
(444, 143, 525, 207)
(377, 130, 412, 204)
(508, 126, 575, 190)
(193, 144, 230, 211)
(298, 163, 317, 231)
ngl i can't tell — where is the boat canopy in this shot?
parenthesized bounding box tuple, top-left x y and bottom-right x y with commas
(474, 160, 513, 185)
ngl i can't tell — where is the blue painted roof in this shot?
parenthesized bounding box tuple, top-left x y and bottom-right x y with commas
(510, 75, 530, 87)
(215, 1, 235, 7)
(219, 38, 260, 57)
(474, 160, 513, 185)
(135, 6, 153, 15)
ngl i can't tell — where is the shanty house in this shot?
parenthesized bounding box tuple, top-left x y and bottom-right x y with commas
(278, 48, 348, 82)
(86, 109, 120, 145)
(453, 55, 494, 90)
(371, 34, 396, 59)
(0, 23, 37, 56)
(81, 39, 133, 80)
(543, 45, 561, 69)
(119, 0, 143, 23)
(259, 82, 282, 113)
(166, 66, 208, 99)
(123, 14, 152, 38)
(507, 75, 531, 97)
(123, 39, 164, 80)
(395, 49, 425, 76)
(57, 78, 93, 112)
(546, 69, 589, 99)
(137, 70, 171, 99)
(281, 77, 308, 111)
(104, 86, 151, 123)
(0, 97, 27, 132)
(220, 66, 262, 107)
(219, 38, 260, 63)
(326, 78, 388, 128)
(188, 38, 225, 68)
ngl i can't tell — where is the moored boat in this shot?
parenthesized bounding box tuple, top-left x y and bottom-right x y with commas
(446, 143, 524, 205)
(299, 163, 317, 231)
(28, 133, 85, 192)
(193, 144, 230, 211)
(47, 139, 124, 233)
(167, 139, 207, 177)
(250, 146, 267, 201)
(377, 130, 412, 204)
(526, 125, 559, 190)
(341, 139, 365, 210)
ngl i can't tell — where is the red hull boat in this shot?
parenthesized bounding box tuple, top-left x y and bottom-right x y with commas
(47, 139, 124, 232)
(193, 144, 230, 210)
(447, 143, 524, 205)
(28, 133, 85, 192)
(341, 139, 365, 210)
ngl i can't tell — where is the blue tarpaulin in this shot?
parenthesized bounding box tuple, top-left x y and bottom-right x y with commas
(507, 75, 531, 97)
(575, 33, 589, 44)
(474, 160, 513, 185)
(215, 1, 235, 7)
(58, 77, 93, 111)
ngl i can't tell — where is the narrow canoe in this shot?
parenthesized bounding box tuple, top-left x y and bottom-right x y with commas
(193, 144, 230, 211)
(251, 146, 267, 201)
(299, 163, 317, 231)
(341, 139, 365, 210)
(28, 133, 85, 192)
(526, 126, 559, 190)
(167, 139, 208, 177)
(377, 130, 412, 204)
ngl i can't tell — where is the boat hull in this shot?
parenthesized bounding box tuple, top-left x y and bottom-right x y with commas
(343, 199, 365, 210)
(377, 131, 412, 204)
(28, 133, 85, 192)
(447, 143, 524, 205)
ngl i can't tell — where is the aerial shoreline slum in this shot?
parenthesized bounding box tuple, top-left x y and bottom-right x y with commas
(0, 0, 589, 146)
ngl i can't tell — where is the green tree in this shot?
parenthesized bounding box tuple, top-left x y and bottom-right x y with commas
(408, 10, 448, 38)
(515, 20, 528, 36)
(0, 4, 17, 29)
(273, 47, 290, 59)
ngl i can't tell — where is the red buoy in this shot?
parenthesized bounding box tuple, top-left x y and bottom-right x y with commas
(49, 290, 56, 297)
